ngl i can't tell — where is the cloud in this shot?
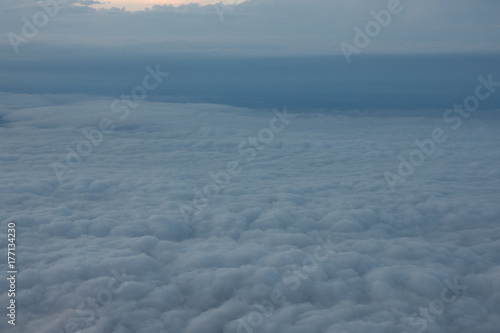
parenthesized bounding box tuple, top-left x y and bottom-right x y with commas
(0, 93, 499, 332)
(0, 0, 499, 57)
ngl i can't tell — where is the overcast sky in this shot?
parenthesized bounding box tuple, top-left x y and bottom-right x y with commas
(1, 0, 500, 108)
(1, 0, 500, 58)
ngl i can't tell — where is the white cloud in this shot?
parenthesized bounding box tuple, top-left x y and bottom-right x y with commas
(0, 93, 499, 332)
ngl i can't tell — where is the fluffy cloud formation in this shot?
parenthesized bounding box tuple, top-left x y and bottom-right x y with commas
(0, 0, 499, 57)
(0, 93, 499, 332)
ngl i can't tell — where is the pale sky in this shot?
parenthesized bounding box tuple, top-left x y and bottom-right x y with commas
(92, 0, 246, 11)
(0, 0, 499, 58)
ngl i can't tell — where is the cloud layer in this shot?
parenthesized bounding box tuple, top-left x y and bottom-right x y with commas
(0, 93, 499, 332)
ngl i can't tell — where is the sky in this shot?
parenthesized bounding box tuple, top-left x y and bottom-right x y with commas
(1, 0, 499, 108)
(1, 0, 499, 58)
(1, 1, 500, 333)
